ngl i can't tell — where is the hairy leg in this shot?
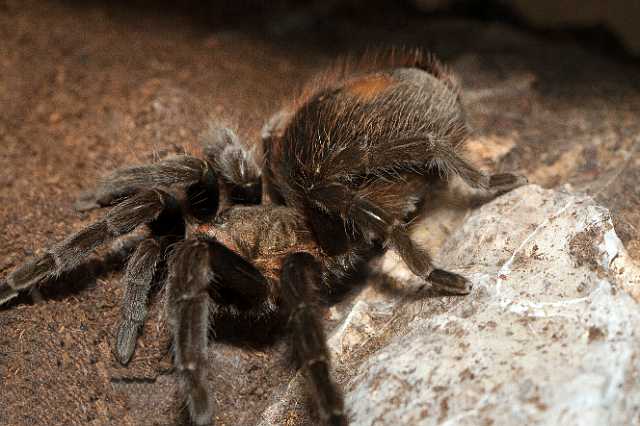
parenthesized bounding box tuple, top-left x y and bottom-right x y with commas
(368, 136, 527, 195)
(488, 172, 528, 194)
(281, 252, 347, 426)
(114, 238, 162, 364)
(166, 240, 213, 425)
(74, 155, 215, 211)
(165, 237, 272, 425)
(0, 189, 176, 305)
(423, 143, 528, 194)
(202, 126, 262, 205)
(308, 183, 470, 294)
(207, 239, 270, 304)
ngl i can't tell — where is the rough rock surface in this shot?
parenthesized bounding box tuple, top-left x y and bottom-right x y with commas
(261, 185, 640, 425)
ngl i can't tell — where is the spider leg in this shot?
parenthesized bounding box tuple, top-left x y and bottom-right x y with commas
(0, 189, 177, 305)
(369, 136, 527, 194)
(281, 252, 347, 426)
(202, 126, 262, 205)
(166, 237, 272, 425)
(207, 239, 270, 303)
(421, 142, 528, 194)
(430, 150, 528, 194)
(308, 183, 471, 294)
(166, 240, 213, 426)
(114, 238, 162, 364)
(487, 172, 528, 194)
(74, 155, 216, 211)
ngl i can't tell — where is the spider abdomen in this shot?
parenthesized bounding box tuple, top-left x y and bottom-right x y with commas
(268, 64, 467, 207)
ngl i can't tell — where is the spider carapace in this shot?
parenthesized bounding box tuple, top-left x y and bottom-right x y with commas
(0, 49, 526, 425)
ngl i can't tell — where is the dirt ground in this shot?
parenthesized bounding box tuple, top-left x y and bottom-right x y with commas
(1, 1, 639, 425)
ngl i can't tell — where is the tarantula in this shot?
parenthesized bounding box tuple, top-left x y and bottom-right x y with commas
(0, 49, 526, 425)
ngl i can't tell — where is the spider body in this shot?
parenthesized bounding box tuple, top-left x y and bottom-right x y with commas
(0, 49, 526, 425)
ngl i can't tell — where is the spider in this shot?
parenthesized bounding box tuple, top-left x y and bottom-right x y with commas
(0, 49, 526, 425)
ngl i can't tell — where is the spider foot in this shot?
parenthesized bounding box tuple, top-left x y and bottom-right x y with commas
(0, 280, 18, 305)
(427, 269, 472, 295)
(187, 378, 214, 426)
(328, 411, 349, 426)
(115, 320, 140, 365)
(489, 173, 528, 195)
(74, 191, 102, 212)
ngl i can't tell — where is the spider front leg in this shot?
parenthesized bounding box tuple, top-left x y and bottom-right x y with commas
(202, 126, 262, 205)
(166, 240, 214, 425)
(74, 155, 216, 212)
(281, 252, 347, 426)
(166, 238, 271, 425)
(0, 189, 177, 305)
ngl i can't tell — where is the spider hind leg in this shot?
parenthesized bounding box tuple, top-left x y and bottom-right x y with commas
(308, 183, 471, 295)
(425, 143, 529, 195)
(488, 172, 528, 194)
